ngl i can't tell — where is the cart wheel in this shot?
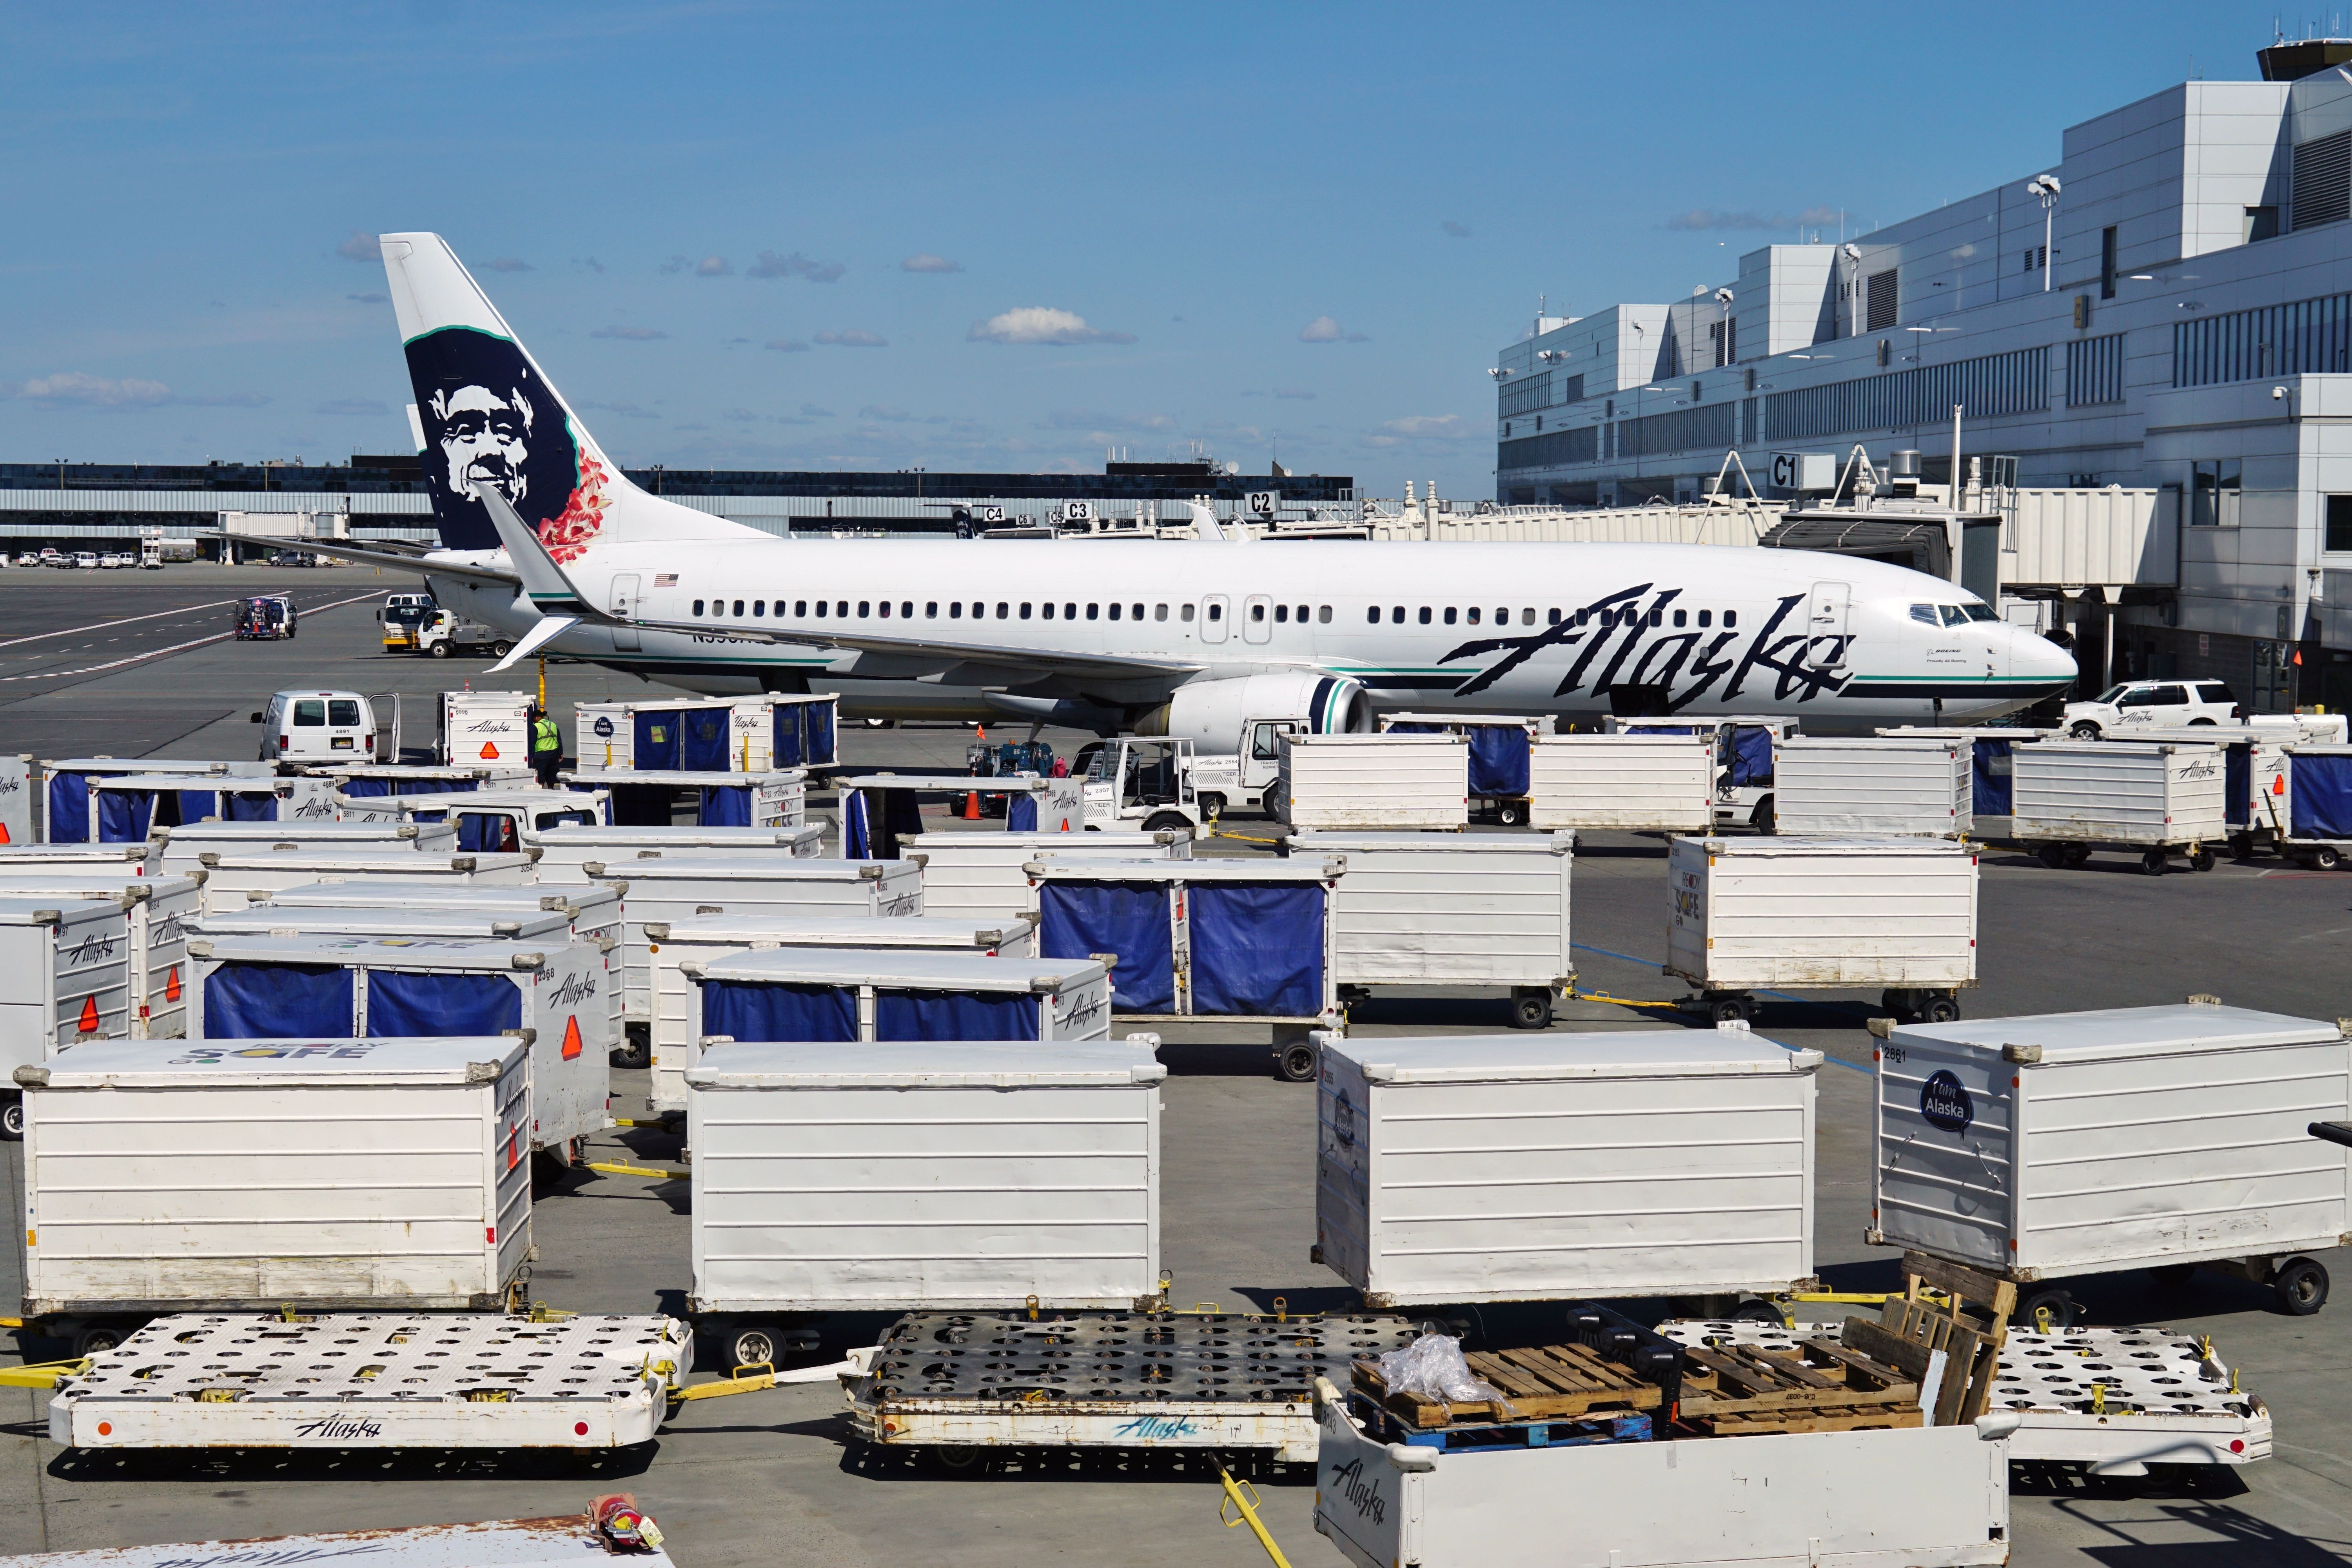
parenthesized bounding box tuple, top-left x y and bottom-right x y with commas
(2147, 1263, 2198, 1290)
(727, 1322, 786, 1369)
(1750, 797, 1776, 836)
(2035, 845, 2068, 869)
(1922, 995, 1962, 1024)
(2016, 1288, 2077, 1332)
(1498, 800, 1526, 828)
(0, 1095, 21, 1142)
(612, 1027, 650, 1071)
(1276, 1040, 1320, 1083)
(2316, 846, 2345, 871)
(2227, 833, 2254, 862)
(1709, 996, 1752, 1025)
(2189, 846, 2216, 873)
(2140, 850, 2169, 877)
(1731, 1299, 1787, 1325)
(931, 1445, 985, 1474)
(73, 1321, 130, 1359)
(1508, 989, 1553, 1030)
(2275, 1258, 2329, 1316)
(2063, 843, 2092, 867)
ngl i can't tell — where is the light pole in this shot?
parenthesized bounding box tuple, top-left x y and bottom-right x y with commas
(1842, 243, 1862, 336)
(2027, 174, 2062, 293)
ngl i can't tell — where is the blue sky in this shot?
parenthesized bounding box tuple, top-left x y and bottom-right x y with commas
(0, 2, 2287, 496)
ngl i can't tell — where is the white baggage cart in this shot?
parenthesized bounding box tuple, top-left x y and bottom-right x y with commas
(195, 902, 580, 942)
(1312, 1381, 2013, 1568)
(15, 1034, 532, 1347)
(0, 842, 156, 876)
(310, 763, 535, 810)
(157, 817, 457, 873)
(0, 897, 138, 1130)
(40, 759, 270, 846)
(192, 849, 537, 911)
(1609, 715, 1795, 831)
(2011, 740, 2228, 874)
(185, 933, 612, 1160)
(1277, 732, 1466, 830)
(689, 947, 1110, 1060)
(1666, 836, 1979, 1025)
(1028, 856, 1347, 1080)
(686, 1038, 1160, 1362)
(0, 752, 29, 849)
(902, 827, 1188, 921)
(837, 771, 1087, 856)
(84, 773, 324, 842)
(437, 688, 534, 766)
(1771, 736, 1972, 838)
(576, 695, 838, 772)
(334, 786, 608, 838)
(533, 821, 826, 883)
(1526, 734, 1715, 835)
(1378, 712, 1551, 824)
(557, 767, 806, 829)
(0, 871, 199, 1043)
(1286, 831, 1572, 1027)
(644, 911, 1040, 1113)
(1874, 725, 2049, 842)
(2279, 744, 2352, 867)
(1315, 1029, 1819, 1308)
(598, 854, 924, 1054)
(1869, 1001, 2352, 1323)
(0, 1511, 683, 1564)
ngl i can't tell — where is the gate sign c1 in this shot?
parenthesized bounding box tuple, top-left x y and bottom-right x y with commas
(1920, 1069, 1974, 1134)
(593, 716, 615, 739)
(1771, 452, 1834, 492)
(1245, 491, 1279, 519)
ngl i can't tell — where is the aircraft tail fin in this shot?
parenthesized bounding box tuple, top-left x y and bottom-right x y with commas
(379, 232, 765, 555)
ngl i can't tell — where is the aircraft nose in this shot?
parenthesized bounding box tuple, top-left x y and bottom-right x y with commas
(2015, 627, 2077, 689)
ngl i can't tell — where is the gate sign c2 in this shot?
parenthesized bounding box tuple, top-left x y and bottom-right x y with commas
(593, 716, 615, 739)
(1920, 1069, 1974, 1133)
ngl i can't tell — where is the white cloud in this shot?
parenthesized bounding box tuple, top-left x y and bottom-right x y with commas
(2, 372, 267, 408)
(748, 250, 846, 282)
(317, 398, 389, 416)
(860, 404, 914, 422)
(662, 254, 733, 276)
(590, 324, 666, 340)
(901, 253, 962, 273)
(801, 403, 835, 417)
(335, 230, 377, 262)
(968, 307, 1134, 345)
(765, 337, 810, 352)
(814, 328, 887, 347)
(485, 256, 535, 272)
(1365, 414, 1469, 446)
(1299, 316, 1370, 343)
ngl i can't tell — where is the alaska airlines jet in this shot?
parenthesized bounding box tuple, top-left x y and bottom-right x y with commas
(311, 232, 2074, 742)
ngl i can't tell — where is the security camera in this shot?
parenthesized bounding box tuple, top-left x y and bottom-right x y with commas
(2274, 385, 2289, 399)
(1841, 243, 1861, 261)
(1486, 367, 1506, 378)
(1715, 288, 1734, 306)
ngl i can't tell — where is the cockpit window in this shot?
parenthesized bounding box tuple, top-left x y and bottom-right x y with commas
(1938, 604, 1971, 627)
(1962, 604, 1999, 622)
(1909, 604, 1939, 624)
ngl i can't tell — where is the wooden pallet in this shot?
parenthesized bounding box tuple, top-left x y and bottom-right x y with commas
(1675, 1335, 1921, 1435)
(1352, 1341, 1663, 1429)
(1840, 1251, 2016, 1426)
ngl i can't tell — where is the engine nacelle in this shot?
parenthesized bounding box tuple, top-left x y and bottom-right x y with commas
(1133, 672, 1371, 752)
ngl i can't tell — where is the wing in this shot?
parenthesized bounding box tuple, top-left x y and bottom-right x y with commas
(472, 483, 1203, 682)
(200, 531, 522, 590)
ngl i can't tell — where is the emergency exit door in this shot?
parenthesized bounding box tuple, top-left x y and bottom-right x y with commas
(609, 574, 641, 652)
(1804, 581, 1850, 670)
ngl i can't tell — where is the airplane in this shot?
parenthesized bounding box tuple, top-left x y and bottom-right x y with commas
(297, 231, 2076, 744)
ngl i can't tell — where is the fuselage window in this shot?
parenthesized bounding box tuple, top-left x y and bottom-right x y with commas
(1087, 604, 1100, 621)
(1466, 607, 1479, 625)
(795, 600, 809, 617)
(1649, 608, 1663, 627)
(1392, 606, 1405, 624)
(1318, 605, 1332, 624)
(1154, 603, 1169, 621)
(1108, 603, 1121, 621)
(1939, 604, 1970, 627)
(1043, 602, 1056, 620)
(1366, 607, 1380, 625)
(1575, 609, 1589, 626)
(752, 600, 765, 617)
(1418, 607, 1432, 624)
(925, 602, 938, 618)
(949, 602, 962, 619)
(733, 599, 745, 616)
(1546, 609, 1561, 625)
(837, 600, 849, 617)
(692, 599, 704, 615)
(1444, 607, 1457, 625)
(1181, 603, 1195, 622)
(1248, 603, 1263, 622)
(879, 601, 892, 618)
(1293, 604, 1306, 623)
(1020, 602, 1032, 619)
(902, 601, 913, 617)
(1910, 604, 1939, 625)
(1672, 609, 1686, 627)
(1133, 603, 1144, 620)
(995, 602, 1007, 619)
(1207, 603, 1221, 621)
(1724, 610, 1738, 628)
(1275, 604, 1289, 624)
(1521, 608, 1535, 626)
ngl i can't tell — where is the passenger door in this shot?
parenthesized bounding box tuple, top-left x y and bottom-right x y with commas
(1200, 595, 1230, 645)
(1241, 595, 1273, 645)
(1804, 581, 1851, 670)
(609, 574, 642, 653)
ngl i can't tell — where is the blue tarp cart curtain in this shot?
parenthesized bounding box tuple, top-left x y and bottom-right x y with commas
(341, 777, 392, 798)
(456, 812, 520, 852)
(367, 968, 522, 1037)
(772, 708, 804, 769)
(1006, 793, 1039, 831)
(633, 712, 680, 771)
(1038, 881, 1174, 1013)
(698, 785, 751, 827)
(1385, 722, 1441, 734)
(396, 778, 479, 795)
(2225, 742, 2252, 828)
(1727, 726, 1775, 788)
(1190, 882, 1325, 1016)
(174, 789, 220, 826)
(874, 988, 1041, 1041)
(203, 962, 353, 1038)
(680, 707, 731, 771)
(224, 789, 277, 822)
(47, 772, 90, 843)
(806, 702, 836, 765)
(701, 979, 859, 1042)
(1467, 726, 1530, 798)
(1970, 740, 2013, 817)
(2293, 754, 2352, 840)
(608, 784, 674, 826)
(841, 789, 873, 858)
(96, 789, 160, 844)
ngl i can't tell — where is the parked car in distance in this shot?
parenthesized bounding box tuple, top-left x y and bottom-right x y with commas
(2062, 681, 2243, 737)
(71, 552, 99, 570)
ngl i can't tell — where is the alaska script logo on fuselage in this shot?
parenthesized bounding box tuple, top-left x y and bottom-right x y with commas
(1435, 585, 1851, 711)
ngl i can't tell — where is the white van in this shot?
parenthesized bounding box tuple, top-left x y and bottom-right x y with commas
(252, 690, 401, 763)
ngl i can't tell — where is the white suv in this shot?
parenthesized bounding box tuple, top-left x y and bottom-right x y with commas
(2063, 680, 2242, 737)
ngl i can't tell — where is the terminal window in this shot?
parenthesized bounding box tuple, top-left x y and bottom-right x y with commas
(2191, 460, 2242, 527)
(1866, 269, 1900, 331)
(2329, 495, 2352, 553)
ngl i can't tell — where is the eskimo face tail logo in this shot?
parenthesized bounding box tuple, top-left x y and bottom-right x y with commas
(404, 327, 599, 557)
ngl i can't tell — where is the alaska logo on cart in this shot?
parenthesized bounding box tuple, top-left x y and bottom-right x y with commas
(292, 797, 339, 820)
(149, 911, 187, 947)
(550, 971, 599, 1006)
(1330, 1089, 1357, 1149)
(1112, 1415, 1198, 1441)
(1056, 991, 1107, 1036)
(1329, 1457, 1387, 1524)
(65, 931, 118, 967)
(291, 1413, 385, 1441)
(169, 1044, 379, 1065)
(1920, 1069, 1974, 1133)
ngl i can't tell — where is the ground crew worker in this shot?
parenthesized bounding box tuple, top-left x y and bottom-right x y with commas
(530, 704, 563, 788)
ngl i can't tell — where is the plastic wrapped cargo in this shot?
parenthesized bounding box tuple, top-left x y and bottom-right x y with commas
(1872, 1003, 2352, 1301)
(185, 933, 611, 1154)
(157, 818, 457, 873)
(0, 896, 136, 1074)
(644, 911, 1040, 1112)
(16, 1034, 531, 1318)
(1526, 735, 1714, 833)
(1285, 831, 1571, 1026)
(1278, 733, 1466, 830)
(1772, 737, 1971, 838)
(533, 822, 826, 882)
(686, 1038, 1162, 1313)
(1315, 1029, 1819, 1307)
(0, 871, 200, 1040)
(902, 828, 1188, 920)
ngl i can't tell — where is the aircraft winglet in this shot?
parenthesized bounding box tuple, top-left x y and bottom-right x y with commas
(474, 483, 592, 615)
(486, 614, 579, 673)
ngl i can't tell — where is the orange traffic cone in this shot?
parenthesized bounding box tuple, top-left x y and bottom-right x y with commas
(964, 791, 982, 819)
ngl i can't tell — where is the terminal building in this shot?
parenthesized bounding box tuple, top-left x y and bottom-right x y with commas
(1494, 38, 2352, 709)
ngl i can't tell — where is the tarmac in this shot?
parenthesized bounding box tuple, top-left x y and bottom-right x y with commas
(0, 563, 2345, 1565)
